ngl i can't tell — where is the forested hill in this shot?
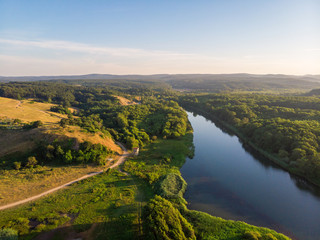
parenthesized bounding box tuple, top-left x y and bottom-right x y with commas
(1, 74, 320, 92)
(305, 88, 320, 96)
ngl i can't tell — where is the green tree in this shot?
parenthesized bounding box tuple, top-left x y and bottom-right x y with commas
(64, 150, 73, 164)
(26, 156, 37, 168)
(13, 161, 21, 170)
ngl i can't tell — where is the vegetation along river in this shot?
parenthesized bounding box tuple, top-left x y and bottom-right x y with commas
(181, 112, 320, 240)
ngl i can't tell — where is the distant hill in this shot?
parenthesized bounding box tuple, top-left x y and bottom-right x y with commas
(1, 73, 320, 91)
(305, 88, 320, 96)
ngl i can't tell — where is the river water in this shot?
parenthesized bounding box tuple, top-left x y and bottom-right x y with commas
(180, 112, 320, 240)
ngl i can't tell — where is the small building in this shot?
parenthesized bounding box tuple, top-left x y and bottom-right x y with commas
(133, 147, 139, 156)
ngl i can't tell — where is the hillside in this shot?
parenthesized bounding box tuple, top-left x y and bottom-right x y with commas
(0, 97, 65, 125)
(0, 97, 121, 206)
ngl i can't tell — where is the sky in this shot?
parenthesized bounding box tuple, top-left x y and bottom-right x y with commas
(0, 0, 319, 76)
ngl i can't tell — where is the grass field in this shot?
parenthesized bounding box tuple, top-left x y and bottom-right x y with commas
(113, 95, 137, 106)
(123, 133, 194, 184)
(0, 97, 66, 125)
(0, 163, 118, 206)
(0, 169, 153, 240)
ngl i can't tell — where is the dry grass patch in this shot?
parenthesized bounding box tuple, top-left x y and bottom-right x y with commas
(0, 129, 41, 157)
(51, 126, 122, 154)
(0, 97, 76, 125)
(113, 95, 137, 106)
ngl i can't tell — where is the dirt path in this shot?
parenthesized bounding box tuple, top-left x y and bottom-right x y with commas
(0, 143, 130, 211)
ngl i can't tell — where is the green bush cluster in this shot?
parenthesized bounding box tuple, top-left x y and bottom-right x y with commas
(155, 173, 187, 203)
(39, 141, 113, 166)
(0, 228, 18, 240)
(144, 195, 196, 240)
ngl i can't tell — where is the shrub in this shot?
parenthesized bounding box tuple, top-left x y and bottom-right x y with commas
(144, 196, 195, 240)
(0, 228, 18, 240)
(156, 173, 187, 200)
(262, 233, 278, 240)
(26, 156, 37, 168)
(243, 231, 261, 240)
(13, 162, 21, 170)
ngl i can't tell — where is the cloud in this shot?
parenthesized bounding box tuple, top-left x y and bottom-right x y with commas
(0, 38, 196, 59)
(0, 38, 319, 75)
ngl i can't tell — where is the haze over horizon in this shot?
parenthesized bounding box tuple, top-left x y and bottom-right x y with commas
(1, 0, 319, 76)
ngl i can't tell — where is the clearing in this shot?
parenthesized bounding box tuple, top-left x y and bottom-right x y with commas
(0, 97, 69, 124)
(114, 95, 137, 106)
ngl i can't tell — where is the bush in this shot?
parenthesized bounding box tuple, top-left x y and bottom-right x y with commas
(156, 173, 187, 201)
(26, 156, 37, 168)
(263, 233, 278, 240)
(0, 228, 18, 240)
(13, 162, 21, 170)
(243, 231, 261, 240)
(144, 196, 195, 240)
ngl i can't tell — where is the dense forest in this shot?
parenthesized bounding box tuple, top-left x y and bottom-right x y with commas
(1, 73, 320, 92)
(0, 82, 189, 151)
(180, 93, 320, 186)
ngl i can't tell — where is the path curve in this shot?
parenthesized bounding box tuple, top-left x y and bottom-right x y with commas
(0, 143, 130, 211)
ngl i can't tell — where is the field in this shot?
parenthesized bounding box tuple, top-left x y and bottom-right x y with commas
(113, 95, 138, 106)
(0, 164, 116, 206)
(0, 97, 66, 125)
(0, 169, 153, 240)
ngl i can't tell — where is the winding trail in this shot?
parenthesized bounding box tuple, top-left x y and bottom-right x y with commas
(0, 143, 130, 211)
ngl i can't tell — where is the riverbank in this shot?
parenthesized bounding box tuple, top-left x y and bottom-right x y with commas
(123, 132, 291, 240)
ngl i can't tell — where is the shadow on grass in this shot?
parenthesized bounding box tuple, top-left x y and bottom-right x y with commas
(17, 217, 141, 240)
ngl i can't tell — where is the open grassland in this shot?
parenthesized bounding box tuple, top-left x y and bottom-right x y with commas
(0, 169, 153, 240)
(113, 95, 138, 106)
(123, 133, 194, 185)
(0, 129, 39, 157)
(0, 97, 66, 124)
(0, 163, 118, 206)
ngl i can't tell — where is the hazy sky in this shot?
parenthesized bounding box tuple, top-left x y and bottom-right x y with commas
(0, 0, 319, 76)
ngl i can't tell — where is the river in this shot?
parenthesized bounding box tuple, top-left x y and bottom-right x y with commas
(180, 112, 320, 240)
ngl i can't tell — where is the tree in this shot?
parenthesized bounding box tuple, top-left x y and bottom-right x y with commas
(26, 156, 37, 168)
(55, 145, 64, 158)
(31, 120, 43, 128)
(64, 150, 73, 164)
(60, 118, 68, 128)
(13, 161, 21, 170)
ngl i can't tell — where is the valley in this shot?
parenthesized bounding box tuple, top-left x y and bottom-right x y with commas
(0, 79, 319, 239)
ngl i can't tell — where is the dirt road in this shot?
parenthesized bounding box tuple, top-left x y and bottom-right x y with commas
(0, 143, 129, 211)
